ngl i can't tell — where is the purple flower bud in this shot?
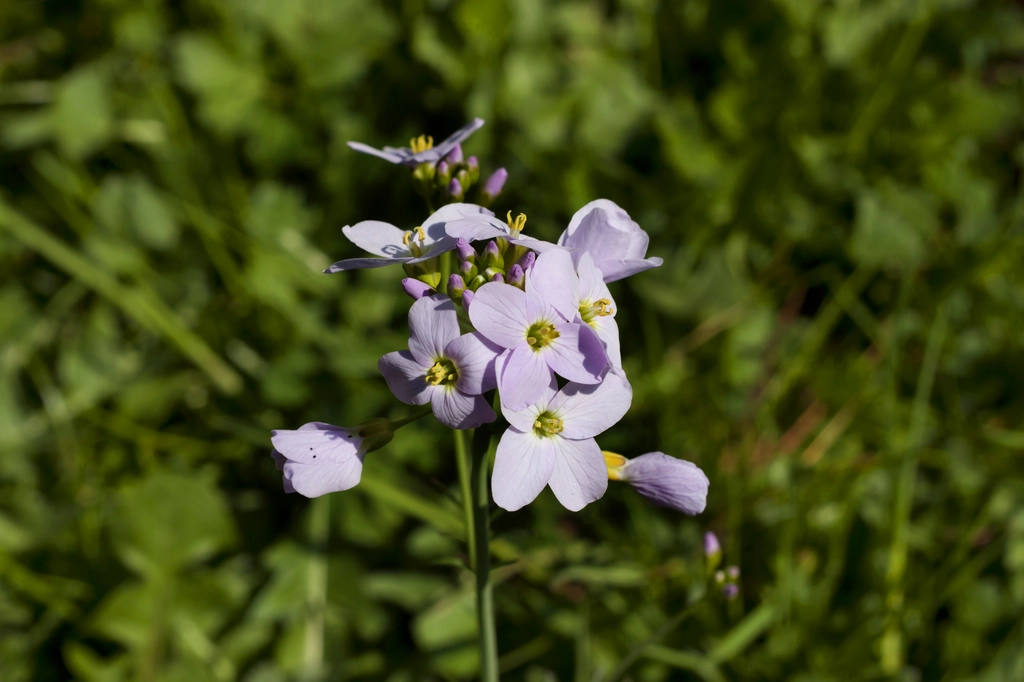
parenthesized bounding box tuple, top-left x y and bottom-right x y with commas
(714, 570, 726, 585)
(517, 251, 536, 271)
(726, 565, 740, 580)
(445, 143, 463, 164)
(482, 240, 502, 267)
(456, 238, 476, 262)
(722, 584, 739, 600)
(491, 272, 504, 283)
(620, 453, 709, 515)
(461, 289, 474, 310)
(508, 263, 525, 288)
(401, 278, 435, 301)
(436, 160, 450, 180)
(448, 274, 466, 297)
(704, 531, 721, 557)
(460, 259, 477, 278)
(482, 168, 507, 200)
(466, 156, 480, 182)
(447, 177, 463, 199)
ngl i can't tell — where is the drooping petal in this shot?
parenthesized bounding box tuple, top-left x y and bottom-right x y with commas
(271, 422, 362, 463)
(346, 141, 408, 164)
(324, 256, 413, 273)
(378, 351, 431, 405)
(501, 374, 559, 432)
(446, 332, 502, 394)
(342, 221, 411, 258)
(469, 282, 530, 348)
(498, 344, 555, 411)
(543, 323, 607, 384)
(622, 453, 709, 515)
(527, 248, 580, 321)
(491, 428, 557, 511)
(549, 369, 632, 439)
(408, 295, 461, 365)
(283, 456, 364, 497)
(546, 437, 608, 512)
(593, 257, 664, 283)
(432, 389, 496, 429)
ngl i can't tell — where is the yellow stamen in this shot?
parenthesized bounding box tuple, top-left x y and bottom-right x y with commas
(409, 134, 434, 153)
(580, 298, 615, 325)
(505, 211, 527, 237)
(603, 451, 628, 480)
(533, 413, 564, 437)
(525, 322, 560, 350)
(425, 359, 458, 386)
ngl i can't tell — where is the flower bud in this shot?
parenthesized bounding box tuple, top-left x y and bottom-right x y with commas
(448, 274, 466, 298)
(508, 263, 525, 289)
(715, 570, 726, 585)
(445, 143, 463, 165)
(726, 565, 740, 580)
(482, 240, 502, 269)
(722, 584, 739, 600)
(491, 272, 504, 283)
(461, 289, 475, 310)
(436, 160, 451, 187)
(481, 168, 508, 203)
(466, 155, 480, 183)
(705, 532, 721, 557)
(456, 169, 471, 192)
(517, 251, 536, 271)
(447, 177, 463, 200)
(456, 238, 476, 263)
(460, 258, 478, 281)
(401, 277, 436, 301)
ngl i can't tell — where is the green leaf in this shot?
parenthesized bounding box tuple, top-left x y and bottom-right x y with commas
(50, 64, 113, 158)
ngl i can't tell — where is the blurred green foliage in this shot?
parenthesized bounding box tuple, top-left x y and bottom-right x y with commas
(2, 0, 1024, 680)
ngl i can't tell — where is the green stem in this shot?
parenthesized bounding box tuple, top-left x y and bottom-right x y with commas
(389, 407, 433, 431)
(304, 495, 330, 676)
(602, 603, 696, 682)
(472, 432, 500, 681)
(454, 428, 476, 566)
(439, 251, 452, 295)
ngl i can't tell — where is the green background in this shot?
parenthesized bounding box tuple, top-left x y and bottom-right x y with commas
(2, 0, 1024, 680)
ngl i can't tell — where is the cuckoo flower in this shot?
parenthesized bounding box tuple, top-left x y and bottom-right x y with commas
(379, 295, 501, 429)
(445, 210, 558, 254)
(326, 203, 491, 273)
(493, 371, 632, 512)
(604, 451, 709, 514)
(347, 118, 485, 167)
(270, 420, 393, 498)
(469, 249, 608, 410)
(557, 199, 662, 282)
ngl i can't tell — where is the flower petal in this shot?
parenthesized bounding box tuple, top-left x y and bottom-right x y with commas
(549, 369, 632, 439)
(623, 453, 709, 514)
(576, 252, 614, 309)
(423, 203, 494, 245)
(527, 248, 580, 321)
(432, 389, 496, 429)
(271, 422, 362, 464)
(594, 257, 663, 283)
(445, 215, 508, 243)
(408, 295, 461, 364)
(546, 437, 608, 511)
(342, 221, 411, 258)
(469, 282, 530, 348)
(501, 373, 559, 432)
(544, 323, 607, 384)
(346, 141, 408, 164)
(591, 316, 622, 368)
(270, 450, 297, 493)
(446, 332, 502, 394)
(324, 256, 412, 273)
(491, 428, 557, 511)
(498, 343, 555, 411)
(379, 351, 431, 405)
(433, 117, 485, 156)
(283, 457, 363, 498)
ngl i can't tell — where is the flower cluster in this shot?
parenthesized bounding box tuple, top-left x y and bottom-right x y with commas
(271, 119, 708, 515)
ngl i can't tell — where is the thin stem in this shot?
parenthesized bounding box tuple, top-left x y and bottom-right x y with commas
(304, 495, 330, 676)
(602, 604, 696, 682)
(388, 406, 433, 431)
(472, 432, 500, 682)
(439, 250, 452, 295)
(454, 428, 476, 565)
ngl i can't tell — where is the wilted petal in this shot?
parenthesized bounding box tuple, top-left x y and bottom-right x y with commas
(379, 351, 431, 405)
(469, 282, 530, 348)
(623, 453, 709, 515)
(408, 295, 461, 365)
(342, 221, 411, 258)
(498, 344, 554, 410)
(544, 323, 607, 384)
(492, 428, 557, 511)
(527, 248, 579, 321)
(446, 332, 502, 394)
(549, 369, 632, 439)
(433, 389, 496, 429)
(547, 437, 608, 512)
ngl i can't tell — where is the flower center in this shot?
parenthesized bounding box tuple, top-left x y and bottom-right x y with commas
(402, 226, 428, 256)
(533, 412, 564, 437)
(580, 298, 614, 326)
(409, 134, 434, 153)
(506, 211, 527, 238)
(425, 358, 458, 386)
(525, 321, 560, 350)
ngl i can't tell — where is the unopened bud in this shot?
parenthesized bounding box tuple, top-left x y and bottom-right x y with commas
(517, 251, 536, 271)
(726, 565, 740, 580)
(466, 156, 480, 183)
(481, 168, 507, 204)
(448, 274, 466, 298)
(456, 238, 476, 262)
(705, 531, 722, 573)
(722, 584, 739, 600)
(447, 178, 463, 200)
(491, 272, 504, 283)
(508, 264, 525, 289)
(461, 289, 475, 310)
(715, 570, 726, 585)
(436, 160, 451, 187)
(401, 278, 435, 301)
(445, 143, 463, 164)
(482, 240, 502, 268)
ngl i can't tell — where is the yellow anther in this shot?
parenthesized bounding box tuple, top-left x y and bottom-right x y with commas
(402, 231, 413, 246)
(409, 134, 434, 153)
(603, 451, 628, 480)
(414, 226, 427, 241)
(425, 359, 458, 386)
(533, 413, 564, 437)
(505, 211, 528, 236)
(580, 298, 615, 325)
(525, 321, 560, 350)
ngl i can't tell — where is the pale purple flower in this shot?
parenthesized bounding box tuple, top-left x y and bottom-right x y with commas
(481, 168, 508, 201)
(493, 371, 632, 512)
(402, 278, 435, 300)
(270, 420, 392, 498)
(608, 452, 709, 514)
(469, 249, 608, 410)
(379, 295, 501, 429)
(445, 210, 558, 254)
(326, 204, 491, 273)
(557, 199, 663, 283)
(704, 531, 721, 557)
(347, 118, 484, 167)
